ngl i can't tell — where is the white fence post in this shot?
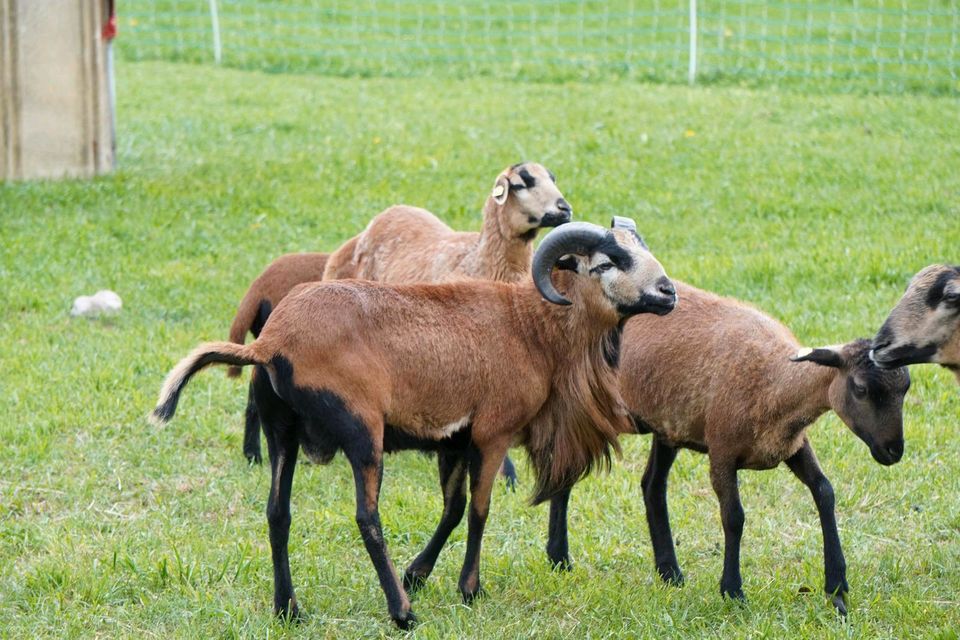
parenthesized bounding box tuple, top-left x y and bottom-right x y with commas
(209, 0, 222, 64)
(688, 0, 698, 84)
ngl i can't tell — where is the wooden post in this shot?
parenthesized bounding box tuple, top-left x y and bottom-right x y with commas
(0, 0, 114, 180)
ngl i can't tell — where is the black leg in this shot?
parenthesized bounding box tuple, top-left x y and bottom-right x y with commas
(343, 432, 415, 629)
(459, 441, 509, 603)
(243, 381, 262, 464)
(499, 454, 518, 490)
(403, 449, 469, 592)
(709, 459, 745, 601)
(254, 375, 300, 620)
(642, 437, 682, 585)
(785, 438, 848, 616)
(546, 488, 572, 570)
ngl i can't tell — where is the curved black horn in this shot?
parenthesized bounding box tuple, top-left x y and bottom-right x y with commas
(611, 216, 636, 232)
(532, 222, 609, 305)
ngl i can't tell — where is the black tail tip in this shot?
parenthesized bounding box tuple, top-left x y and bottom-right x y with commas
(150, 403, 174, 425)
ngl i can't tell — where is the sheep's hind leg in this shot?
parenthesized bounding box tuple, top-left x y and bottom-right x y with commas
(403, 449, 469, 593)
(545, 488, 572, 570)
(785, 438, 848, 616)
(254, 372, 301, 621)
(642, 436, 683, 585)
(499, 455, 518, 489)
(459, 439, 510, 603)
(709, 458, 746, 602)
(341, 419, 415, 629)
(242, 381, 263, 464)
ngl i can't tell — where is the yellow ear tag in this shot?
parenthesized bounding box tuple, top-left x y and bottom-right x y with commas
(795, 347, 813, 359)
(492, 184, 505, 198)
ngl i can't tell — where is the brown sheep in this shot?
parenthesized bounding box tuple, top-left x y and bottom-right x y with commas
(871, 264, 960, 384)
(545, 280, 910, 616)
(225, 252, 329, 462)
(322, 162, 570, 284)
(231, 162, 568, 480)
(152, 220, 677, 628)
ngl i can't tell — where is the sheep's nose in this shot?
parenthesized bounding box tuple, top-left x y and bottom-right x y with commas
(886, 440, 904, 461)
(656, 277, 676, 299)
(556, 198, 572, 215)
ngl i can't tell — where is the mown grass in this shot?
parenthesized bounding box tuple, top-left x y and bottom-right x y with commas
(1, 60, 959, 638)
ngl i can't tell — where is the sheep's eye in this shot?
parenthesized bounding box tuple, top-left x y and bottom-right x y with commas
(942, 291, 960, 304)
(591, 262, 615, 274)
(852, 382, 867, 397)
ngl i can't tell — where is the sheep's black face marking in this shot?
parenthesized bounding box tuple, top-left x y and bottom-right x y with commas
(871, 265, 960, 369)
(594, 235, 635, 272)
(925, 270, 959, 308)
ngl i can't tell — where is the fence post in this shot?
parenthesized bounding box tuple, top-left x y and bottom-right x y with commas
(688, 0, 698, 84)
(209, 0, 222, 64)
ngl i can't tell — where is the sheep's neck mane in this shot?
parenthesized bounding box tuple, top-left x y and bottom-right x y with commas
(464, 197, 533, 282)
(513, 274, 632, 504)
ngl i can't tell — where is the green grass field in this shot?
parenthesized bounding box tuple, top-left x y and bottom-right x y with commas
(2, 60, 960, 638)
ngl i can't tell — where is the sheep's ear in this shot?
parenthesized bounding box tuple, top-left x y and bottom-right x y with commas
(555, 254, 579, 272)
(790, 346, 845, 368)
(492, 174, 510, 205)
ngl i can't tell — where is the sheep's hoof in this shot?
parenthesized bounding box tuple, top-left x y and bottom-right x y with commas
(274, 602, 301, 624)
(402, 569, 429, 594)
(720, 585, 746, 602)
(547, 553, 572, 572)
(830, 592, 848, 617)
(245, 452, 262, 465)
(657, 564, 684, 586)
(392, 609, 417, 630)
(460, 585, 485, 605)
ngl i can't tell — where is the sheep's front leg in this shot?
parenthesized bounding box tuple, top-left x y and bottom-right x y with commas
(546, 488, 572, 570)
(403, 449, 469, 592)
(346, 442, 415, 629)
(709, 458, 746, 601)
(785, 438, 848, 615)
(642, 436, 683, 585)
(459, 439, 510, 603)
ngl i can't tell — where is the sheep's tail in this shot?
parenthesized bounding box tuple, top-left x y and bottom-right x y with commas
(226, 292, 271, 378)
(152, 342, 264, 425)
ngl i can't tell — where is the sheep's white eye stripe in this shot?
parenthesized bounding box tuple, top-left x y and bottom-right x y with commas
(590, 262, 615, 275)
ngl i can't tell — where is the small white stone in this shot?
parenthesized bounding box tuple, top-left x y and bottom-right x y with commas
(71, 289, 122, 317)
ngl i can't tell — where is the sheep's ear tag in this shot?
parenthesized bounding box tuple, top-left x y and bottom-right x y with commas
(611, 216, 637, 232)
(492, 181, 508, 205)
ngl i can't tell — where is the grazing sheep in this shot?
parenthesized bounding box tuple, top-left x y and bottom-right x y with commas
(871, 264, 960, 384)
(545, 281, 910, 615)
(152, 220, 677, 628)
(225, 252, 330, 462)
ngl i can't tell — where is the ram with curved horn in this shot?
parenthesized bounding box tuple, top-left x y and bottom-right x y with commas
(151, 218, 675, 628)
(230, 162, 570, 479)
